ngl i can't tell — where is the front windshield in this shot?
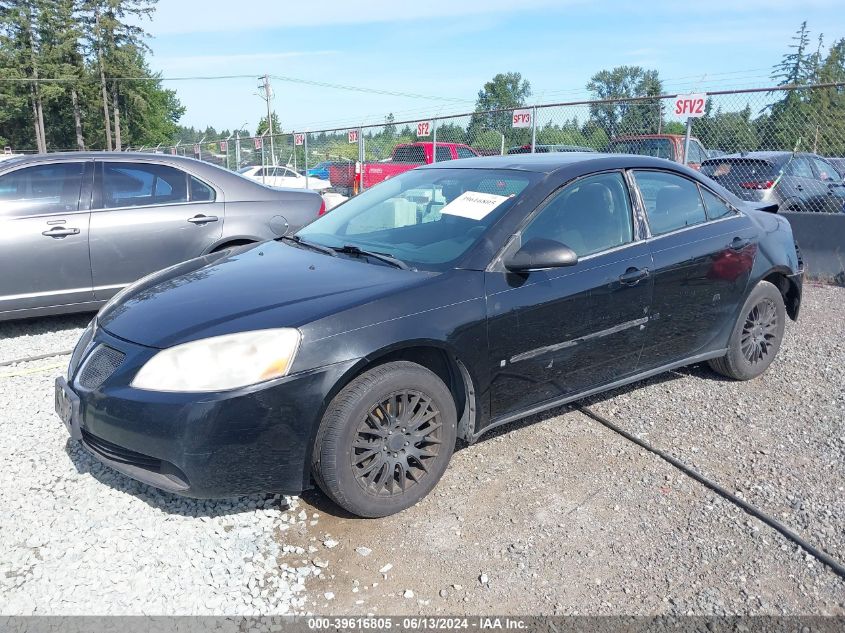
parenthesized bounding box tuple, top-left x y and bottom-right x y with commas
(296, 168, 538, 271)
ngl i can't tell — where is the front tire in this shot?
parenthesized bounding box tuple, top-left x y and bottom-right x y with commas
(312, 361, 457, 518)
(709, 280, 785, 380)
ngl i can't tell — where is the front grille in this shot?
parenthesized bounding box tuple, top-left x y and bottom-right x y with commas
(81, 429, 162, 469)
(77, 345, 125, 389)
(68, 322, 95, 378)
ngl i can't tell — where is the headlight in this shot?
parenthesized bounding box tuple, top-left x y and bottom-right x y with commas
(131, 329, 301, 392)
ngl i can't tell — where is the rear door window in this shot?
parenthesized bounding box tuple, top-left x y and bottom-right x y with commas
(809, 157, 838, 182)
(393, 146, 427, 163)
(0, 162, 84, 217)
(700, 188, 734, 220)
(785, 157, 814, 179)
(609, 138, 675, 161)
(189, 176, 215, 202)
(101, 162, 188, 209)
(633, 170, 706, 235)
(686, 141, 706, 164)
(457, 147, 477, 159)
(435, 147, 452, 162)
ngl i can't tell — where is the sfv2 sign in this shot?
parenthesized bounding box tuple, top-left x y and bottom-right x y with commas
(348, 130, 359, 144)
(294, 133, 305, 146)
(416, 121, 432, 137)
(673, 93, 707, 118)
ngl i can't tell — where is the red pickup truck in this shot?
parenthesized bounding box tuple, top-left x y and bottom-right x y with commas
(329, 142, 479, 194)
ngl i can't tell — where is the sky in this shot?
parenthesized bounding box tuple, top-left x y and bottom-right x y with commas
(144, 0, 845, 134)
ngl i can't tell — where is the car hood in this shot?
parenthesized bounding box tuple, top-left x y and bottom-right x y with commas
(97, 241, 430, 349)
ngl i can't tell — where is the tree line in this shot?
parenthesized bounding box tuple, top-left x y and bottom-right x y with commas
(0, 0, 183, 152)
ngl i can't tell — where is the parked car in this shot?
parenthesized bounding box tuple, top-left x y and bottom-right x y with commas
(0, 152, 325, 321)
(507, 144, 595, 154)
(607, 134, 708, 169)
(56, 152, 803, 517)
(238, 164, 331, 191)
(306, 160, 350, 181)
(826, 157, 845, 177)
(700, 151, 845, 213)
(328, 142, 479, 195)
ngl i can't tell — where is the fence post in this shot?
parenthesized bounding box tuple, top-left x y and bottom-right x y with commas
(261, 134, 266, 184)
(530, 106, 537, 153)
(235, 131, 241, 170)
(304, 133, 309, 190)
(359, 127, 365, 192)
(432, 118, 438, 163)
(683, 117, 692, 166)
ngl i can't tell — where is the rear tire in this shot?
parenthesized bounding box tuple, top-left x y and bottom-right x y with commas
(312, 361, 457, 518)
(708, 280, 785, 380)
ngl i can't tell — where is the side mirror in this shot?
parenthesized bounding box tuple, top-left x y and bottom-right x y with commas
(504, 238, 578, 272)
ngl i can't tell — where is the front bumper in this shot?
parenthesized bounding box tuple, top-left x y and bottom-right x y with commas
(59, 327, 357, 498)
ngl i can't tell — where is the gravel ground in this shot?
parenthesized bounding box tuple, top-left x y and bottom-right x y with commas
(0, 285, 843, 615)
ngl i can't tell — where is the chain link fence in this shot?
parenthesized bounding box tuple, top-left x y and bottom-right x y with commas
(140, 83, 845, 213)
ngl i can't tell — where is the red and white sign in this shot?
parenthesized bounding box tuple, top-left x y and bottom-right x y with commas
(673, 93, 707, 118)
(294, 133, 305, 146)
(219, 140, 228, 152)
(193, 143, 200, 154)
(512, 109, 532, 128)
(416, 121, 432, 137)
(348, 129, 359, 144)
(254, 137, 262, 150)
(170, 147, 177, 155)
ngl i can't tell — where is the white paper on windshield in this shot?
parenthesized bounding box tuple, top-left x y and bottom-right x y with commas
(440, 191, 509, 221)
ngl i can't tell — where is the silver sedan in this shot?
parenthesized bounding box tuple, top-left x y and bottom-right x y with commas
(0, 152, 325, 321)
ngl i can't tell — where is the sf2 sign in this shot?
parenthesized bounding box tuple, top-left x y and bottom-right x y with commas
(673, 93, 707, 118)
(348, 130, 359, 144)
(416, 121, 432, 137)
(294, 133, 305, 146)
(512, 109, 532, 128)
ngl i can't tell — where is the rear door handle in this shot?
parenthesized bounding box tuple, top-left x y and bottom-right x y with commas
(42, 227, 80, 238)
(730, 237, 751, 250)
(187, 214, 219, 224)
(619, 267, 650, 286)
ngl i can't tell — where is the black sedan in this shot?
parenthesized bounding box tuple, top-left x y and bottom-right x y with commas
(55, 153, 803, 517)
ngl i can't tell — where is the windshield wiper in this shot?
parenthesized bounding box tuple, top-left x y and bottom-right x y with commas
(331, 244, 409, 270)
(279, 235, 337, 256)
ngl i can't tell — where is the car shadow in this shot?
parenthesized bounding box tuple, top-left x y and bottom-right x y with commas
(62, 361, 731, 520)
(467, 361, 729, 446)
(0, 312, 93, 338)
(63, 439, 290, 518)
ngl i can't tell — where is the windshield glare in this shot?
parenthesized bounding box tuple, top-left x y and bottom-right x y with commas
(296, 168, 536, 271)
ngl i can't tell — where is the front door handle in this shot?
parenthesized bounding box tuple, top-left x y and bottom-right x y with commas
(42, 227, 80, 238)
(730, 237, 751, 250)
(619, 267, 650, 286)
(187, 214, 219, 224)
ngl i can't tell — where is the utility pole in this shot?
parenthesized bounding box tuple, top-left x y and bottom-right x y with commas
(259, 74, 277, 166)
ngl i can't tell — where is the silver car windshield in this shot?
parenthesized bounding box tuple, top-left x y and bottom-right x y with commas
(296, 168, 537, 272)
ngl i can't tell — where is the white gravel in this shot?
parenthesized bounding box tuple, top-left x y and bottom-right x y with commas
(0, 359, 320, 615)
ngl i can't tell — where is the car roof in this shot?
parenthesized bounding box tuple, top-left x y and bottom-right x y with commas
(421, 151, 682, 174)
(701, 151, 796, 163)
(610, 134, 688, 141)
